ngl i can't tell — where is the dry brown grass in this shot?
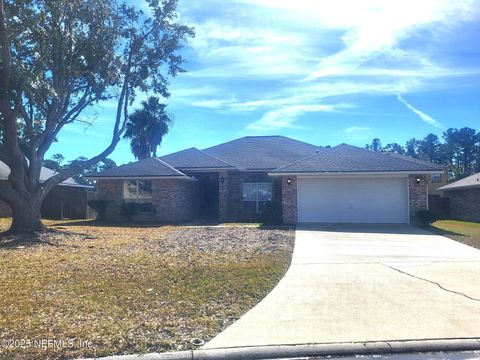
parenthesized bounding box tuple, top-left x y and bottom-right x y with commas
(0, 219, 294, 359)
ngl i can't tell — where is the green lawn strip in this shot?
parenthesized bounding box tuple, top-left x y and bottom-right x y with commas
(431, 220, 480, 250)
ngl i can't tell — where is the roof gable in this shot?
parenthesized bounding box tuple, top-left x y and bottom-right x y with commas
(87, 157, 189, 179)
(0, 161, 92, 188)
(271, 144, 445, 173)
(203, 136, 321, 170)
(439, 172, 480, 191)
(160, 147, 234, 169)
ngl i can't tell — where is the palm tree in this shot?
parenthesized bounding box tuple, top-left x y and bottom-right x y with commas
(123, 97, 172, 159)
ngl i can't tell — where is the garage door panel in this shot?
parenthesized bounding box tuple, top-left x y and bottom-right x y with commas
(297, 177, 408, 223)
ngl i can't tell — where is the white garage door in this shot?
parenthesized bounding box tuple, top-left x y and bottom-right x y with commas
(297, 177, 408, 223)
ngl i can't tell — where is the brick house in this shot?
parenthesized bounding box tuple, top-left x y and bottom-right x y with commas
(439, 172, 480, 222)
(88, 136, 444, 224)
(0, 162, 94, 219)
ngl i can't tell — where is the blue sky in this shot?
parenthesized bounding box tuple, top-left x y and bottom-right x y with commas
(48, 0, 480, 165)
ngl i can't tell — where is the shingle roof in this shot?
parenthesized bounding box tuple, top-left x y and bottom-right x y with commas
(382, 152, 447, 169)
(203, 136, 321, 170)
(271, 144, 445, 173)
(0, 161, 93, 188)
(87, 157, 190, 179)
(438, 172, 480, 191)
(160, 147, 234, 169)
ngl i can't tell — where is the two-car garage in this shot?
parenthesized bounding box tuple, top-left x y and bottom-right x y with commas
(297, 176, 409, 224)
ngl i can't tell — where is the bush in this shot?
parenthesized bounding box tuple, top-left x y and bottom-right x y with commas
(260, 202, 280, 223)
(87, 200, 110, 221)
(120, 202, 140, 221)
(416, 210, 437, 226)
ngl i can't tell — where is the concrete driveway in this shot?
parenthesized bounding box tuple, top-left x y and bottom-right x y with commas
(205, 224, 480, 349)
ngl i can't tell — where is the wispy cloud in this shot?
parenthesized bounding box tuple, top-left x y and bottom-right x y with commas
(397, 94, 442, 128)
(172, 0, 479, 130)
(247, 103, 353, 130)
(344, 126, 372, 135)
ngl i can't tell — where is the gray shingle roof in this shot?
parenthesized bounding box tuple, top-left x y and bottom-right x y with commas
(203, 136, 321, 170)
(160, 147, 234, 169)
(439, 172, 480, 191)
(0, 161, 93, 188)
(271, 144, 445, 173)
(382, 152, 447, 169)
(87, 157, 189, 179)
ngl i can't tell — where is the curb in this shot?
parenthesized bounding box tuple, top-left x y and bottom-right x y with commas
(83, 338, 480, 360)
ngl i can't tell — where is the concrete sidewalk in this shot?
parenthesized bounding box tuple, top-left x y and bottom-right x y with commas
(204, 224, 480, 349)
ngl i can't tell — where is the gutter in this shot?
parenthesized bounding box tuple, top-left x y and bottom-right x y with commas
(268, 170, 445, 177)
(81, 338, 480, 360)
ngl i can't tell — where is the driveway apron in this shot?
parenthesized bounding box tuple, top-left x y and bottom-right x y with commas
(204, 224, 480, 349)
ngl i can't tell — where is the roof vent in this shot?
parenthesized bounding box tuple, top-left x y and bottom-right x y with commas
(316, 149, 320, 154)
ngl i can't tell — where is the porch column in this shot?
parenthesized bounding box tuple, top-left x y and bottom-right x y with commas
(218, 171, 229, 221)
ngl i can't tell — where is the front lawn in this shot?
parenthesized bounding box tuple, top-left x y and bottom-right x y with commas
(431, 220, 480, 250)
(0, 219, 294, 359)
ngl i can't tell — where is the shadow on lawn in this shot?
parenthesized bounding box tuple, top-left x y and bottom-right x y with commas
(428, 225, 467, 238)
(0, 227, 97, 249)
(49, 219, 171, 228)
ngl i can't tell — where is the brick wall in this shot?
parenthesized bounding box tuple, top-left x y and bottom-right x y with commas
(218, 171, 281, 222)
(97, 180, 123, 221)
(96, 178, 198, 223)
(447, 188, 480, 222)
(281, 176, 297, 224)
(408, 174, 428, 222)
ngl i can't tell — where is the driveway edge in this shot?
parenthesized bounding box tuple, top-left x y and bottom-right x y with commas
(83, 338, 480, 360)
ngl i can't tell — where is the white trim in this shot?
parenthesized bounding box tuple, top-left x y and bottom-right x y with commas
(426, 178, 429, 211)
(270, 170, 444, 177)
(88, 176, 195, 181)
(407, 177, 411, 224)
(177, 167, 235, 172)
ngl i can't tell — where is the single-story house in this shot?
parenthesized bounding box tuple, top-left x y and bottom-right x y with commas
(438, 172, 480, 222)
(87, 136, 444, 224)
(0, 162, 94, 219)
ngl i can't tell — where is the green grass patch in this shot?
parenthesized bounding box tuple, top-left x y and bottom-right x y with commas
(431, 220, 480, 250)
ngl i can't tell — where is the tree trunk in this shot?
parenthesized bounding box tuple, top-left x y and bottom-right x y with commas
(8, 196, 45, 233)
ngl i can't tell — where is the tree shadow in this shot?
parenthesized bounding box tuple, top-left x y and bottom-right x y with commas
(0, 227, 97, 249)
(49, 219, 172, 229)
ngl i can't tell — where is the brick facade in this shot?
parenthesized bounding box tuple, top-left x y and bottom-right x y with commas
(218, 171, 282, 222)
(281, 176, 297, 224)
(97, 179, 198, 223)
(408, 174, 428, 222)
(447, 188, 480, 222)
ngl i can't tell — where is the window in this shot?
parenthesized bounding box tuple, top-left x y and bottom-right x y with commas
(243, 182, 272, 214)
(123, 180, 153, 212)
(432, 174, 442, 183)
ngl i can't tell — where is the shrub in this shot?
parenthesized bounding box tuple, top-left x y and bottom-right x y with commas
(260, 202, 280, 223)
(120, 202, 140, 221)
(87, 200, 110, 221)
(416, 210, 437, 226)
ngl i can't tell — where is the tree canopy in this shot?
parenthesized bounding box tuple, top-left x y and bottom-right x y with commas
(365, 127, 480, 180)
(0, 0, 194, 232)
(123, 96, 172, 159)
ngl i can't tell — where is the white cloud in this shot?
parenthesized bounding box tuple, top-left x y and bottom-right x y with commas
(174, 0, 479, 129)
(397, 94, 442, 128)
(247, 104, 353, 130)
(344, 126, 372, 135)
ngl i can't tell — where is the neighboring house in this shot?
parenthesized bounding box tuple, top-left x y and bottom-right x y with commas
(438, 172, 480, 222)
(88, 136, 444, 224)
(0, 162, 94, 219)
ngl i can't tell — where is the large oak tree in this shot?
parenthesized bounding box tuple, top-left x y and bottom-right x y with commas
(0, 0, 194, 233)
